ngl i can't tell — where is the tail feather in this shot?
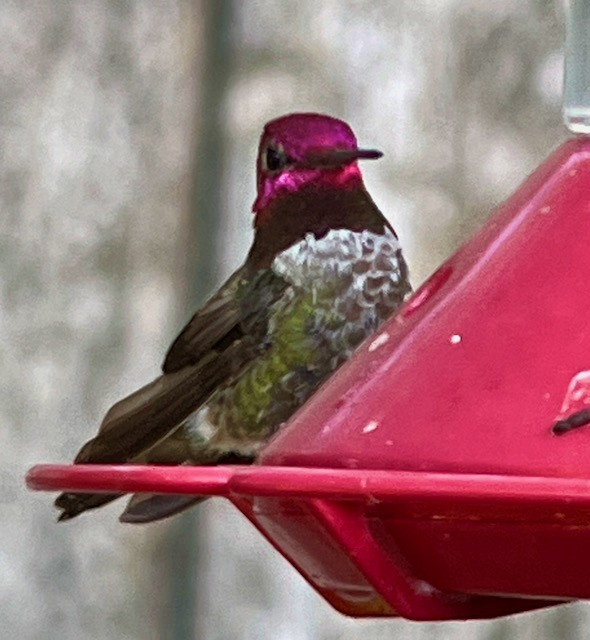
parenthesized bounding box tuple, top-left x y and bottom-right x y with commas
(119, 493, 205, 524)
(55, 492, 122, 520)
(53, 429, 191, 522)
(118, 451, 256, 524)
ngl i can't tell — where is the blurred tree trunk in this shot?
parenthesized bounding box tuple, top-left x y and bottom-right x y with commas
(164, 2, 234, 639)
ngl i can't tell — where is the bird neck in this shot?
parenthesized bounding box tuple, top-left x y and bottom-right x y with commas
(246, 181, 391, 272)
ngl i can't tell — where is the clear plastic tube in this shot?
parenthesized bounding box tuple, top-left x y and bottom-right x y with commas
(564, 0, 590, 133)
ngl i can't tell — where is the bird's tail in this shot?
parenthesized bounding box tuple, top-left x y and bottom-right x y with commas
(119, 493, 205, 523)
(115, 451, 254, 524)
(54, 427, 199, 521)
(55, 433, 254, 523)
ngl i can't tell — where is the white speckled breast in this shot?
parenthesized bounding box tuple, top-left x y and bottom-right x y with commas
(272, 227, 410, 363)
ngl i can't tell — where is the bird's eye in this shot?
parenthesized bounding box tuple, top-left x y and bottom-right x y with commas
(265, 146, 288, 172)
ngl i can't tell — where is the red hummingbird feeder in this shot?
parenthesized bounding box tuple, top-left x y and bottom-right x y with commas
(26, 6, 590, 622)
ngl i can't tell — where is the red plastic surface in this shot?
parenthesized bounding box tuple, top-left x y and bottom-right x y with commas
(27, 138, 590, 621)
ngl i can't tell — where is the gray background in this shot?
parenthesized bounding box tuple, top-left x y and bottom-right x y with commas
(3, 1, 583, 638)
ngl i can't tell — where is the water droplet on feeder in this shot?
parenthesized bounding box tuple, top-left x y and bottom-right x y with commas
(362, 420, 379, 434)
(368, 331, 389, 352)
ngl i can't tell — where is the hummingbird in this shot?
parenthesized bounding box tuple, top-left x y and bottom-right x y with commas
(55, 113, 412, 523)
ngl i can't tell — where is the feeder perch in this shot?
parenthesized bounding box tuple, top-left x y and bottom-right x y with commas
(27, 137, 590, 621)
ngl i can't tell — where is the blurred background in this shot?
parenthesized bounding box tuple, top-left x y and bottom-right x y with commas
(3, 0, 583, 638)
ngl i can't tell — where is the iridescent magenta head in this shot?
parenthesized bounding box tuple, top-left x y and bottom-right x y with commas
(253, 113, 382, 214)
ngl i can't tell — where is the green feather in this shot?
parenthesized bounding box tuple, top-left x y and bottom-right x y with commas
(222, 289, 318, 436)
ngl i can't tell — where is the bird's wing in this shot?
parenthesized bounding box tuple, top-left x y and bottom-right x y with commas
(163, 267, 289, 373)
(162, 269, 245, 373)
(55, 268, 288, 520)
(72, 267, 288, 463)
(72, 352, 234, 464)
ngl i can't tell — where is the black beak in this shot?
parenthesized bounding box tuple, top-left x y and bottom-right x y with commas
(298, 147, 383, 169)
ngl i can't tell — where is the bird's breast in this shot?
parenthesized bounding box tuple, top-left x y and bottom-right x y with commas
(272, 227, 409, 349)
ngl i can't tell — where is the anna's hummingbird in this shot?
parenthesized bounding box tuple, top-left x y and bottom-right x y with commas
(55, 113, 412, 523)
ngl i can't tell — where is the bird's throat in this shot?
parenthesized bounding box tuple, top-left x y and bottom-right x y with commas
(248, 182, 389, 272)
